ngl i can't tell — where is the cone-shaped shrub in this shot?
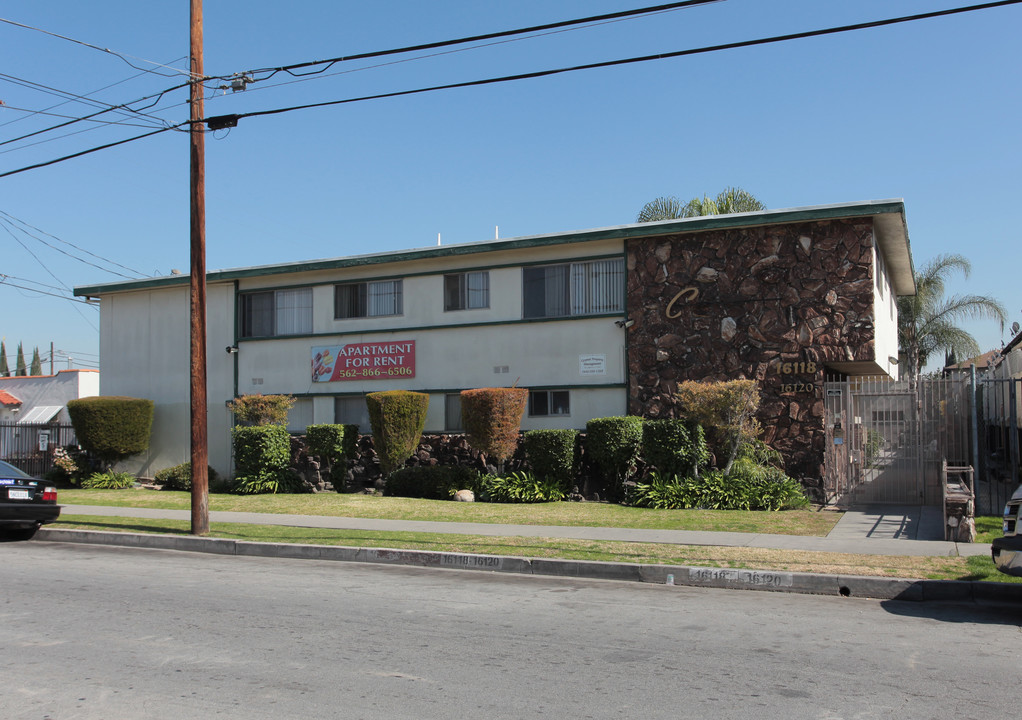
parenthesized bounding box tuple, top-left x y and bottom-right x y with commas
(67, 396, 154, 468)
(366, 391, 429, 474)
(461, 388, 528, 468)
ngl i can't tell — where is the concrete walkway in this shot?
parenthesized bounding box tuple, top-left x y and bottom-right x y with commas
(58, 503, 992, 558)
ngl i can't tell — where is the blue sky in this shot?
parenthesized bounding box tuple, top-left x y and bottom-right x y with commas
(2, 0, 1019, 373)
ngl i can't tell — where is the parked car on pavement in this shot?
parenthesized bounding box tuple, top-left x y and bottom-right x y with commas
(992, 485, 1022, 576)
(0, 459, 60, 540)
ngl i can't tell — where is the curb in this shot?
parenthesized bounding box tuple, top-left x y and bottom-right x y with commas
(36, 527, 1022, 604)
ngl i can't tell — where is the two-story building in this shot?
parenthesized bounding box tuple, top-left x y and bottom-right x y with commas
(75, 199, 914, 480)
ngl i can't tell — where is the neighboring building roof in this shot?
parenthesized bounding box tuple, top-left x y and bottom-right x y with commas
(945, 349, 1001, 374)
(73, 199, 915, 298)
(0, 390, 22, 406)
(16, 405, 62, 424)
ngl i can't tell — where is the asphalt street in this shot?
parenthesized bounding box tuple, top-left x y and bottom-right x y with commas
(2, 541, 1019, 720)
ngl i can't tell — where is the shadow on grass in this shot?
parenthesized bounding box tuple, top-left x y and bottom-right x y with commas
(54, 520, 191, 535)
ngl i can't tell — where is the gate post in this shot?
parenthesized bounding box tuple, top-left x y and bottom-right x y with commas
(970, 364, 980, 487)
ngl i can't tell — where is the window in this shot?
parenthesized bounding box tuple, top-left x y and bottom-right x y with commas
(240, 288, 312, 338)
(444, 272, 489, 311)
(529, 390, 570, 417)
(523, 258, 624, 319)
(335, 396, 370, 433)
(335, 280, 402, 319)
(444, 393, 462, 431)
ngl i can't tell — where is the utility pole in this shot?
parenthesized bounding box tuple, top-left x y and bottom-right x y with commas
(189, 0, 209, 535)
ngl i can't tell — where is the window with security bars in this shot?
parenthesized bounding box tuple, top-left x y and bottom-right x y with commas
(444, 272, 489, 311)
(522, 258, 624, 319)
(240, 287, 312, 338)
(335, 279, 403, 319)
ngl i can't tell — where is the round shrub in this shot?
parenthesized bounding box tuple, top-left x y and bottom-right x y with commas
(642, 419, 709, 478)
(154, 462, 220, 492)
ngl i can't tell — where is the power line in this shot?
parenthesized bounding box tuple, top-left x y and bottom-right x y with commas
(0, 276, 95, 305)
(2, 0, 1019, 179)
(0, 211, 148, 278)
(204, 0, 1022, 130)
(0, 16, 191, 78)
(234, 0, 722, 85)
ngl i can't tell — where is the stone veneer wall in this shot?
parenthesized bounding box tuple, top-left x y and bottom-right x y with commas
(626, 218, 879, 481)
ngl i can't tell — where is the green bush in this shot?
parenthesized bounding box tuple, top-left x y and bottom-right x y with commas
(523, 429, 577, 485)
(628, 464, 808, 511)
(366, 391, 430, 474)
(383, 465, 482, 500)
(67, 396, 154, 468)
(80, 470, 136, 490)
(642, 419, 709, 478)
(461, 388, 529, 469)
(306, 424, 358, 468)
(585, 416, 643, 497)
(480, 471, 565, 503)
(153, 462, 220, 492)
(227, 394, 295, 426)
(231, 425, 298, 494)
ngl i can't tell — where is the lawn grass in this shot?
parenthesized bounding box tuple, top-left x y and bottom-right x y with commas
(52, 514, 986, 582)
(57, 488, 842, 536)
(974, 515, 1003, 544)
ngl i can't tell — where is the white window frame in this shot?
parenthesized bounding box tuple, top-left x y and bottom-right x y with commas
(528, 390, 570, 417)
(334, 279, 403, 320)
(240, 287, 312, 338)
(444, 272, 490, 312)
(523, 258, 624, 319)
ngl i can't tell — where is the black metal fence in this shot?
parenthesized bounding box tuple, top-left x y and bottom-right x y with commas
(0, 422, 78, 477)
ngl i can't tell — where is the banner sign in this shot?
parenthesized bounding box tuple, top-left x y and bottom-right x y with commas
(312, 341, 415, 382)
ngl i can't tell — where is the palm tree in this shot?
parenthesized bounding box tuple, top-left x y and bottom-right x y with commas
(637, 186, 765, 223)
(898, 254, 1007, 378)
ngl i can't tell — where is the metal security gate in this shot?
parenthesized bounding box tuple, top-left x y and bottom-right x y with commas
(976, 377, 1021, 515)
(824, 377, 972, 506)
(0, 422, 78, 477)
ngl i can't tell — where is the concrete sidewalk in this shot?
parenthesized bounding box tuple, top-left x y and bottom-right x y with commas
(40, 503, 1016, 605)
(58, 503, 992, 558)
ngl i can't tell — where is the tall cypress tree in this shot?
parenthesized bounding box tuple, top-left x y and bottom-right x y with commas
(0, 340, 8, 377)
(30, 347, 42, 376)
(15, 342, 26, 377)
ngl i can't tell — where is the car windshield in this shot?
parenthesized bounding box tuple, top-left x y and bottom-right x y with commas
(0, 460, 34, 480)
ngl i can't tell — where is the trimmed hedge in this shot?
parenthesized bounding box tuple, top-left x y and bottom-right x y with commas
(366, 391, 430, 474)
(461, 388, 529, 467)
(522, 429, 577, 486)
(642, 419, 709, 479)
(383, 465, 481, 500)
(306, 424, 358, 467)
(66, 396, 154, 466)
(227, 394, 295, 426)
(231, 425, 305, 494)
(585, 416, 643, 497)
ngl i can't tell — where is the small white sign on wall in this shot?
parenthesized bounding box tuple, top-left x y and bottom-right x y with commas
(579, 354, 606, 376)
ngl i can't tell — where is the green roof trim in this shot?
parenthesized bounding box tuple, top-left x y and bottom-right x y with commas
(74, 199, 908, 297)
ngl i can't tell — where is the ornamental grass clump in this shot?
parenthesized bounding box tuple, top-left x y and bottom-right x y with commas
(460, 387, 529, 472)
(366, 391, 430, 474)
